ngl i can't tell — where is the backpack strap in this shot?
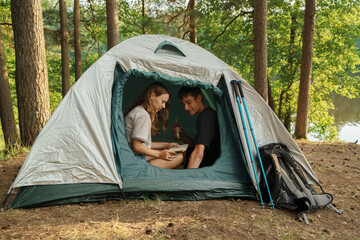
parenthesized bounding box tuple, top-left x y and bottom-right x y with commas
(327, 203, 343, 214)
(281, 150, 333, 212)
(277, 160, 312, 212)
(278, 148, 310, 186)
(296, 212, 310, 225)
(268, 153, 282, 203)
(313, 194, 333, 208)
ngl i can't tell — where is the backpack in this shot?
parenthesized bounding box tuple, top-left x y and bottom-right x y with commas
(259, 143, 335, 222)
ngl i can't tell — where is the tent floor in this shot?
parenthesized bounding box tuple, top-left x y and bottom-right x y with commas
(10, 182, 256, 208)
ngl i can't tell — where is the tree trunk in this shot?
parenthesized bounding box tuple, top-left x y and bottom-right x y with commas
(11, 0, 51, 147)
(295, 0, 316, 139)
(278, 90, 284, 120)
(74, 0, 82, 81)
(60, 0, 70, 97)
(284, 92, 293, 131)
(253, 0, 268, 103)
(0, 24, 18, 149)
(288, 16, 297, 76)
(188, 0, 197, 44)
(106, 0, 120, 50)
(267, 75, 275, 112)
(277, 15, 297, 128)
(142, 0, 146, 34)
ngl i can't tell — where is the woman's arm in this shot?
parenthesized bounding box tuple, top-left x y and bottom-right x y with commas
(151, 142, 179, 149)
(132, 139, 176, 160)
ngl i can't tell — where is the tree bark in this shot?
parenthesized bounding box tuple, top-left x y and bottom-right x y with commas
(278, 90, 284, 120)
(278, 15, 297, 125)
(0, 24, 18, 149)
(284, 92, 293, 131)
(60, 0, 70, 96)
(188, 0, 197, 44)
(106, 0, 120, 50)
(74, 0, 82, 81)
(142, 0, 146, 34)
(11, 0, 51, 147)
(253, 0, 268, 103)
(295, 0, 317, 139)
(288, 16, 297, 77)
(267, 75, 275, 112)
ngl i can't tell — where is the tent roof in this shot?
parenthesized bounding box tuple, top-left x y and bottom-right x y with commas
(109, 35, 237, 85)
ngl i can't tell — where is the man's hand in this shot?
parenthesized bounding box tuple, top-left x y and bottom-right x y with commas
(172, 123, 183, 140)
(172, 124, 195, 147)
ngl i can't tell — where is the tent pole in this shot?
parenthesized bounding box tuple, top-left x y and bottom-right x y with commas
(231, 80, 264, 208)
(237, 80, 275, 209)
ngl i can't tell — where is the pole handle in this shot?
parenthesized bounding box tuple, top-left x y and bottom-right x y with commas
(237, 81, 244, 98)
(231, 80, 241, 100)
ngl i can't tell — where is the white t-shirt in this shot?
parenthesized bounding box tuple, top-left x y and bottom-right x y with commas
(124, 105, 152, 149)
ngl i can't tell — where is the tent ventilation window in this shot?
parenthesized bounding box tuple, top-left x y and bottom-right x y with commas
(154, 40, 186, 57)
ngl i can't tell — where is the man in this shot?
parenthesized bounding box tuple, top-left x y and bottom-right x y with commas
(173, 87, 220, 168)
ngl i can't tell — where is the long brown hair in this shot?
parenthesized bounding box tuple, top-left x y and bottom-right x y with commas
(125, 82, 170, 135)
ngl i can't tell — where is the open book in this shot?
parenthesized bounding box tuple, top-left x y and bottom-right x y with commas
(169, 144, 188, 153)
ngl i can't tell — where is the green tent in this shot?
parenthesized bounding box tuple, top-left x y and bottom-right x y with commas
(5, 35, 321, 208)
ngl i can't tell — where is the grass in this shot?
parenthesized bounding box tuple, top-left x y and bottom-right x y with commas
(0, 144, 29, 162)
(144, 195, 163, 206)
(0, 145, 29, 161)
(0, 128, 4, 158)
(0, 126, 29, 161)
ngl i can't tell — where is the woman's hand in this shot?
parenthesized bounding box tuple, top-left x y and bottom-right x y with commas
(158, 149, 177, 161)
(167, 142, 179, 149)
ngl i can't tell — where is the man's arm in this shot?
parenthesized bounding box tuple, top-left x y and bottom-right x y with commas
(172, 125, 195, 147)
(187, 144, 205, 169)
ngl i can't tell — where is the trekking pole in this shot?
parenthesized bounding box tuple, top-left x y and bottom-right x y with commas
(236, 80, 275, 209)
(231, 80, 264, 208)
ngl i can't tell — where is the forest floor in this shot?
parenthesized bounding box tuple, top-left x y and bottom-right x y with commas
(0, 140, 359, 240)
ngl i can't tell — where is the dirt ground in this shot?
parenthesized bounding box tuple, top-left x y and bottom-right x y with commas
(0, 140, 359, 240)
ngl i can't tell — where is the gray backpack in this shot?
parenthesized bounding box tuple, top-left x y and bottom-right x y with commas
(259, 143, 336, 222)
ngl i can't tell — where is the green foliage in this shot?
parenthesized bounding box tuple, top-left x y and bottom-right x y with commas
(1, 0, 360, 154)
(308, 0, 360, 140)
(196, 0, 254, 77)
(195, 0, 360, 141)
(308, 83, 338, 141)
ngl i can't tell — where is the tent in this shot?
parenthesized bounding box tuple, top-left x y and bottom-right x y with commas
(5, 35, 321, 209)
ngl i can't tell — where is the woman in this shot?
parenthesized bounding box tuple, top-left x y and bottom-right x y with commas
(124, 82, 183, 169)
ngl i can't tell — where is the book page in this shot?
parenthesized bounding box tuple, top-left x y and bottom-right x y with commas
(169, 144, 188, 152)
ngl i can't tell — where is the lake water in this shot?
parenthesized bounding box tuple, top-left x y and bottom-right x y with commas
(308, 94, 360, 144)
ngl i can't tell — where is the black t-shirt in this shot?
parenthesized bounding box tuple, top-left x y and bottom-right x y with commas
(186, 107, 220, 168)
